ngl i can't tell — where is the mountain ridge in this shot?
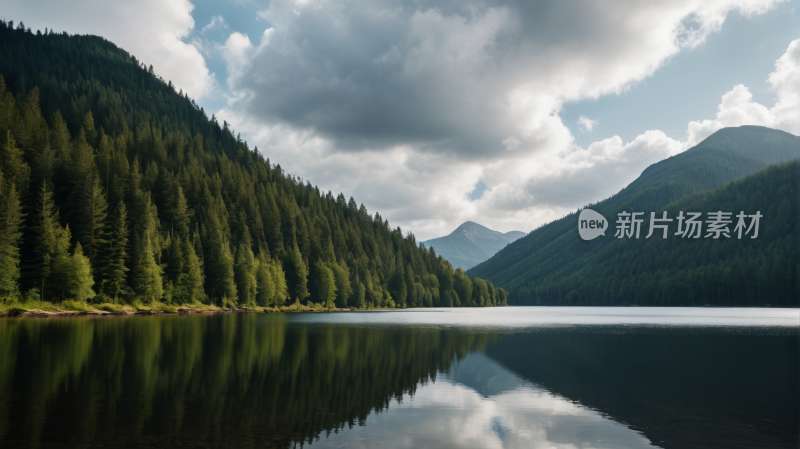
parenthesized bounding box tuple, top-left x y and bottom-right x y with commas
(467, 126, 798, 306)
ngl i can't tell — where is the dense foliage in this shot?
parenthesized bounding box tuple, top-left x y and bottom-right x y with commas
(470, 129, 798, 306)
(0, 21, 506, 308)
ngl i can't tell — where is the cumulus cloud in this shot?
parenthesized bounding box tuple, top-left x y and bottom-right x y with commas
(229, 0, 783, 156)
(222, 32, 255, 85)
(202, 16, 229, 34)
(2, 0, 214, 99)
(578, 116, 598, 132)
(217, 0, 791, 240)
(687, 38, 800, 145)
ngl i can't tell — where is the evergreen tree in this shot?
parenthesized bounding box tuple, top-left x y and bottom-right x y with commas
(255, 251, 275, 307)
(284, 245, 309, 303)
(1, 131, 30, 193)
(0, 171, 24, 296)
(208, 231, 237, 305)
(130, 231, 163, 302)
(472, 278, 489, 307)
(270, 258, 289, 306)
(180, 236, 205, 303)
(453, 269, 472, 307)
(104, 201, 129, 301)
(311, 260, 337, 309)
(354, 281, 366, 309)
(78, 175, 108, 268)
(234, 239, 257, 307)
(52, 241, 95, 301)
(330, 260, 352, 308)
(47, 224, 73, 300)
(164, 235, 185, 303)
(32, 181, 65, 298)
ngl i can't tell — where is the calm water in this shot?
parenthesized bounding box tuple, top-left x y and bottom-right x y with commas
(0, 307, 797, 448)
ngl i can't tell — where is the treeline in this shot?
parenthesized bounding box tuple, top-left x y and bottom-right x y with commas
(511, 161, 797, 307)
(0, 21, 506, 308)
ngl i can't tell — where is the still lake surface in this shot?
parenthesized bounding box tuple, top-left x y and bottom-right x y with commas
(0, 307, 797, 448)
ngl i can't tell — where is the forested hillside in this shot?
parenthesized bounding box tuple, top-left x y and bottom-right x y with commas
(469, 126, 798, 307)
(0, 21, 506, 309)
(474, 161, 798, 307)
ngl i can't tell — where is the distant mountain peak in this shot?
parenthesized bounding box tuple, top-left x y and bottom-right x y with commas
(423, 222, 525, 270)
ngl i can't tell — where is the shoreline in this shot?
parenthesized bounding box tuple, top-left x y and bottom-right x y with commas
(0, 305, 365, 318)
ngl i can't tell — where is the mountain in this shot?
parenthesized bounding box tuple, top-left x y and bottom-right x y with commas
(0, 22, 507, 309)
(422, 222, 524, 270)
(468, 126, 799, 307)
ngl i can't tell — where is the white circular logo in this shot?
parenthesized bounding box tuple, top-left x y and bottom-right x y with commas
(578, 209, 607, 241)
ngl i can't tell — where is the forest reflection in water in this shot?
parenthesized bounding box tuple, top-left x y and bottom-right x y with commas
(0, 308, 796, 448)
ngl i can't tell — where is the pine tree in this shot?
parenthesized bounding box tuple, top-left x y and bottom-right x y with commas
(453, 269, 472, 307)
(1, 131, 30, 194)
(255, 251, 275, 307)
(270, 258, 289, 306)
(130, 231, 163, 302)
(52, 241, 94, 301)
(104, 201, 129, 301)
(208, 231, 237, 305)
(180, 236, 205, 303)
(388, 270, 407, 308)
(284, 245, 309, 303)
(354, 282, 366, 309)
(234, 238, 257, 307)
(330, 259, 352, 308)
(78, 175, 108, 268)
(311, 260, 336, 309)
(164, 235, 184, 303)
(32, 181, 64, 299)
(0, 171, 24, 296)
(166, 183, 191, 237)
(47, 224, 73, 300)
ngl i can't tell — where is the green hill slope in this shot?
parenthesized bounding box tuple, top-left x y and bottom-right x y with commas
(468, 127, 799, 307)
(0, 22, 506, 309)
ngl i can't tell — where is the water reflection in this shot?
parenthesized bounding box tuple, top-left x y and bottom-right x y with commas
(0, 308, 796, 448)
(324, 353, 655, 448)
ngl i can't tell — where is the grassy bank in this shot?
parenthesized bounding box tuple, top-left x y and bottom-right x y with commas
(0, 298, 360, 317)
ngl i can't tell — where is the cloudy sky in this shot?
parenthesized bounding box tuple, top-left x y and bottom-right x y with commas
(5, 0, 799, 240)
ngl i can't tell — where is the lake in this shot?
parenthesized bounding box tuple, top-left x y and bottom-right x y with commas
(0, 307, 797, 448)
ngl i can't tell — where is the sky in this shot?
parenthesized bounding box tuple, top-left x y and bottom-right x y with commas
(4, 0, 799, 240)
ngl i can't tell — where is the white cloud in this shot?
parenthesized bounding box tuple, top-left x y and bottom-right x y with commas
(767, 38, 800, 134)
(577, 116, 598, 132)
(202, 16, 229, 34)
(222, 32, 255, 85)
(3, 0, 214, 99)
(687, 38, 800, 144)
(216, 0, 792, 240)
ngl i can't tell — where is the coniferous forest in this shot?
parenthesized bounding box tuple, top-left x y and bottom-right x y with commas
(469, 126, 798, 307)
(499, 162, 798, 307)
(0, 22, 507, 310)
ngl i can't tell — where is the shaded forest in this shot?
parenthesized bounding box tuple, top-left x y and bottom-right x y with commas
(0, 21, 506, 309)
(484, 162, 798, 307)
(470, 125, 798, 307)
